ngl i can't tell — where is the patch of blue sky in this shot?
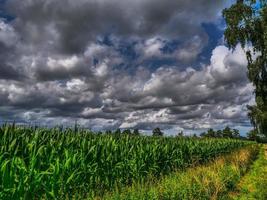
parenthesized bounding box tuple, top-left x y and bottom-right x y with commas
(197, 22, 224, 66)
(97, 35, 113, 47)
(255, 0, 262, 9)
(142, 58, 177, 71)
(63, 15, 224, 74)
(0, 0, 15, 22)
(161, 39, 181, 54)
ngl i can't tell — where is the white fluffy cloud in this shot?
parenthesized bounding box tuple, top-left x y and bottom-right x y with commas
(0, 19, 18, 47)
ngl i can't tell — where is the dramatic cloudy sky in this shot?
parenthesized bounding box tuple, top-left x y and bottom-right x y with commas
(0, 0, 255, 134)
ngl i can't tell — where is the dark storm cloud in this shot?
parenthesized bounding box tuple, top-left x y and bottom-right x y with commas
(0, 0, 254, 133)
(0, 19, 24, 80)
(6, 0, 227, 53)
(34, 56, 92, 81)
(0, 63, 20, 80)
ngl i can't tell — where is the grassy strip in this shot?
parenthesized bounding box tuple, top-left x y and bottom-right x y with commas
(101, 145, 259, 200)
(229, 145, 267, 200)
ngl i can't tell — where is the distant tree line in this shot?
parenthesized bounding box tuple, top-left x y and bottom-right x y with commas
(247, 129, 267, 143)
(152, 127, 242, 139)
(98, 128, 141, 136)
(200, 126, 241, 139)
(97, 127, 165, 137)
(199, 126, 267, 143)
(97, 127, 243, 139)
(71, 123, 266, 143)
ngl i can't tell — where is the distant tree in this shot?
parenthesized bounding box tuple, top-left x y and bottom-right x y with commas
(74, 121, 79, 133)
(223, 1, 267, 136)
(216, 130, 223, 138)
(206, 129, 216, 138)
(114, 129, 121, 135)
(177, 131, 184, 137)
(133, 129, 140, 136)
(247, 129, 258, 141)
(232, 129, 240, 138)
(223, 126, 233, 138)
(122, 129, 131, 135)
(200, 129, 216, 138)
(200, 132, 206, 138)
(105, 130, 112, 135)
(153, 127, 164, 136)
(97, 131, 103, 135)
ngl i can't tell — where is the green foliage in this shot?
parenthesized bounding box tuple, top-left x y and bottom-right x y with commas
(0, 124, 254, 199)
(152, 127, 164, 136)
(223, 0, 267, 136)
(122, 129, 131, 135)
(201, 127, 240, 139)
(205, 129, 217, 138)
(133, 129, 140, 136)
(114, 128, 121, 135)
(247, 129, 258, 140)
(223, 126, 234, 138)
(233, 129, 240, 138)
(177, 131, 184, 137)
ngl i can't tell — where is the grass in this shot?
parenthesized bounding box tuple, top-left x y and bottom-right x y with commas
(102, 145, 259, 200)
(229, 145, 267, 200)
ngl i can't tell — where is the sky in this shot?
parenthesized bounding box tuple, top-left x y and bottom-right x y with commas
(0, 0, 255, 135)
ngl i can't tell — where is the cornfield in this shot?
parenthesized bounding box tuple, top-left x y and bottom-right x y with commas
(0, 124, 254, 199)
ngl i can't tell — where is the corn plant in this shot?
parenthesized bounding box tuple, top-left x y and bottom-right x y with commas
(0, 124, 254, 199)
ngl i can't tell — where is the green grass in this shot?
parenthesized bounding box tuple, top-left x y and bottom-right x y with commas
(229, 145, 267, 200)
(102, 145, 259, 200)
(0, 124, 256, 199)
